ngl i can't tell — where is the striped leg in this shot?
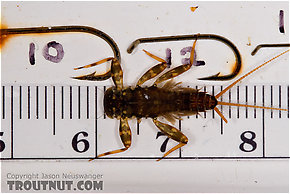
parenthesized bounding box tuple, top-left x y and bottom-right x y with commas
(152, 118, 188, 161)
(73, 57, 114, 81)
(72, 71, 112, 81)
(154, 39, 197, 85)
(73, 57, 123, 90)
(74, 57, 114, 70)
(111, 58, 123, 90)
(97, 118, 131, 158)
(137, 50, 167, 86)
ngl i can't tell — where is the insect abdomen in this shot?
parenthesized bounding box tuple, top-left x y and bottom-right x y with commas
(104, 86, 217, 119)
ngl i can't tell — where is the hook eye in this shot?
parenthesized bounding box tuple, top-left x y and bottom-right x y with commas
(127, 34, 242, 81)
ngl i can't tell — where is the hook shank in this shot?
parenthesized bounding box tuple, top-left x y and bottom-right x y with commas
(1, 25, 121, 61)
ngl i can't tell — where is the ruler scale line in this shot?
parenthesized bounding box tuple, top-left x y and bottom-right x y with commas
(28, 86, 30, 119)
(237, 86, 240, 119)
(196, 86, 198, 119)
(70, 86, 72, 119)
(287, 85, 289, 118)
(254, 85, 256, 119)
(212, 86, 215, 119)
(53, 86, 56, 135)
(270, 85, 273, 118)
(204, 87, 207, 118)
(95, 86, 98, 157)
(45, 86, 47, 119)
(245, 85, 248, 119)
(36, 86, 39, 119)
(78, 86, 81, 119)
(178, 119, 182, 158)
(10, 86, 14, 158)
(229, 88, 231, 119)
(1, 156, 289, 160)
(61, 86, 64, 119)
(279, 85, 281, 118)
(220, 86, 223, 135)
(87, 86, 89, 119)
(19, 86, 22, 119)
(137, 121, 140, 135)
(2, 86, 5, 119)
(2, 86, 5, 120)
(262, 85, 265, 158)
(103, 86, 106, 119)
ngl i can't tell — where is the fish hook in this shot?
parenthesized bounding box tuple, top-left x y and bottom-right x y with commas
(0, 25, 121, 81)
(127, 34, 242, 81)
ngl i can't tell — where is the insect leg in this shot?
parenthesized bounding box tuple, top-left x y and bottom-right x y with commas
(96, 118, 131, 159)
(72, 71, 112, 81)
(111, 58, 123, 89)
(73, 58, 123, 89)
(137, 50, 167, 86)
(73, 57, 115, 81)
(74, 57, 114, 70)
(152, 118, 188, 161)
(154, 39, 197, 85)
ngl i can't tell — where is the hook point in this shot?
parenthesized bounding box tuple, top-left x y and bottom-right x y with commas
(198, 72, 221, 81)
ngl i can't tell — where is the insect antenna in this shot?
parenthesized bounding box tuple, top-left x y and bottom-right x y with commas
(216, 49, 289, 98)
(217, 101, 287, 111)
(74, 57, 114, 70)
(213, 49, 289, 122)
(214, 107, 228, 123)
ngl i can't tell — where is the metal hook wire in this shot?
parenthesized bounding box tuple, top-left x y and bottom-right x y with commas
(1, 25, 121, 81)
(1, 25, 120, 60)
(1, 25, 121, 59)
(127, 34, 242, 81)
(251, 43, 290, 56)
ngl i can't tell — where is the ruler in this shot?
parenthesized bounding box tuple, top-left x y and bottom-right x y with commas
(1, 83, 288, 160)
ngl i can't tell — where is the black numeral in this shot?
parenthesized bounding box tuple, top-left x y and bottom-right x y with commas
(72, 131, 89, 153)
(239, 131, 257, 152)
(29, 41, 64, 65)
(0, 132, 5, 152)
(156, 132, 170, 153)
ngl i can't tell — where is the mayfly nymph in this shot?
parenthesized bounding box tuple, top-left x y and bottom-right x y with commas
(74, 39, 288, 161)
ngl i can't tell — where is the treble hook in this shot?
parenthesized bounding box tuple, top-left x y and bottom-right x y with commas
(0, 25, 121, 81)
(127, 34, 242, 81)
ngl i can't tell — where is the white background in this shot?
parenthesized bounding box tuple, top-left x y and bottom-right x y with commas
(1, 1, 289, 192)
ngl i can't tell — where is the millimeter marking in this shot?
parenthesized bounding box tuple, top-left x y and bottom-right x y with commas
(61, 86, 64, 119)
(262, 85, 265, 157)
(36, 86, 39, 119)
(45, 86, 47, 119)
(10, 86, 14, 158)
(2, 86, 5, 120)
(19, 86, 22, 119)
(53, 86, 56, 135)
(87, 86, 90, 119)
(95, 86, 98, 157)
(245, 85, 248, 119)
(28, 86, 30, 119)
(220, 85, 223, 135)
